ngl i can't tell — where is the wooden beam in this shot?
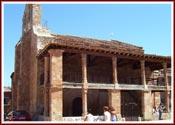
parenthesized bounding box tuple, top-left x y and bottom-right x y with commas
(63, 82, 168, 91)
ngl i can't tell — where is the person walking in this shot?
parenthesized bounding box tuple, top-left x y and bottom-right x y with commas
(158, 103, 165, 120)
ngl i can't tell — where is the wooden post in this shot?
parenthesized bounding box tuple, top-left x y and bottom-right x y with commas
(140, 60, 147, 88)
(112, 56, 118, 87)
(81, 53, 88, 117)
(141, 60, 152, 120)
(163, 62, 169, 112)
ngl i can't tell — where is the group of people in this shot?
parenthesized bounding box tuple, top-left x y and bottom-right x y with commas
(84, 106, 118, 122)
(152, 103, 165, 120)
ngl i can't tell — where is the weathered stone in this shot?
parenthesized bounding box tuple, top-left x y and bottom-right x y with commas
(48, 49, 63, 120)
(142, 91, 152, 120)
(108, 90, 121, 114)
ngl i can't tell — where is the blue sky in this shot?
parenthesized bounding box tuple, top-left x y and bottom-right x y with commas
(3, 3, 172, 87)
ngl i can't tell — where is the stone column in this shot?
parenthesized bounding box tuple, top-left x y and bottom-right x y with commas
(109, 56, 121, 116)
(140, 60, 147, 89)
(163, 62, 169, 112)
(81, 53, 88, 117)
(108, 90, 121, 115)
(82, 89, 88, 116)
(44, 56, 49, 117)
(112, 56, 118, 88)
(142, 91, 152, 120)
(141, 60, 152, 120)
(48, 49, 63, 121)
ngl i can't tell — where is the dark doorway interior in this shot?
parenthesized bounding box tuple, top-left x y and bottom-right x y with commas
(72, 97, 82, 116)
(121, 90, 142, 121)
(87, 89, 108, 115)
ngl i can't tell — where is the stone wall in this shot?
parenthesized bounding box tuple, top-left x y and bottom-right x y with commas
(14, 30, 39, 115)
(17, 31, 32, 111)
(29, 33, 38, 115)
(37, 52, 45, 115)
(13, 43, 22, 110)
(108, 90, 121, 115)
(142, 91, 152, 120)
(48, 49, 63, 121)
(37, 86, 44, 115)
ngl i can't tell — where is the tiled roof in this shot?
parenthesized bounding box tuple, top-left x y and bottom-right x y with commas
(37, 34, 144, 57)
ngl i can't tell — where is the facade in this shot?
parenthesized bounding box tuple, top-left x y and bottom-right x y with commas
(12, 4, 172, 121)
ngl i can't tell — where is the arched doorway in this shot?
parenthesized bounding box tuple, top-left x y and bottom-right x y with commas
(72, 97, 82, 116)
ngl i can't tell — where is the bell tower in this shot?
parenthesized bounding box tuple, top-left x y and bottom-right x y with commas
(22, 4, 41, 34)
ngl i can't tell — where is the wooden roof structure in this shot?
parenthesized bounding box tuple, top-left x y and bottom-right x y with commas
(37, 34, 171, 64)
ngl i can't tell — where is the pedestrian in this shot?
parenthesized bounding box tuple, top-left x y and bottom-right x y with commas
(152, 106, 159, 120)
(109, 106, 117, 122)
(158, 103, 165, 120)
(103, 106, 111, 122)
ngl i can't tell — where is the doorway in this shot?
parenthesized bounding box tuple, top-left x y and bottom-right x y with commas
(121, 90, 142, 121)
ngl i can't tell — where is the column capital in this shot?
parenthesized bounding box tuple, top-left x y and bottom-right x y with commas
(112, 56, 117, 60)
(81, 53, 86, 56)
(140, 60, 145, 64)
(48, 49, 64, 56)
(109, 89, 118, 93)
(82, 84, 88, 89)
(114, 83, 119, 89)
(163, 62, 167, 70)
(163, 61, 167, 65)
(44, 55, 49, 59)
(81, 53, 87, 60)
(82, 88, 88, 93)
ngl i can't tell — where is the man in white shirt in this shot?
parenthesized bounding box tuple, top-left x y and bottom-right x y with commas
(84, 112, 94, 122)
(103, 106, 111, 122)
(84, 109, 94, 122)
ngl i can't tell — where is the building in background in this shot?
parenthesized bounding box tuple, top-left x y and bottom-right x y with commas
(4, 86, 12, 117)
(12, 4, 172, 121)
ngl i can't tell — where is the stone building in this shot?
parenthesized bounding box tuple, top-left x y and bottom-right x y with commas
(4, 86, 12, 117)
(12, 4, 171, 121)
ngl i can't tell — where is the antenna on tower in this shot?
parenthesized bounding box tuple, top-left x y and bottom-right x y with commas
(43, 19, 48, 29)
